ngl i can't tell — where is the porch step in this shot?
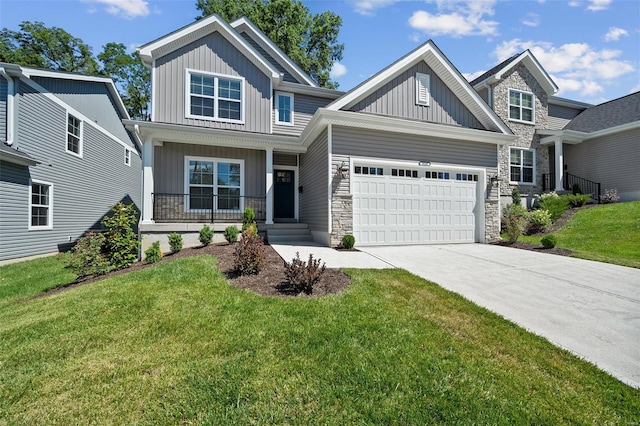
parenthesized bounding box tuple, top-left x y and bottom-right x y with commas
(265, 223, 313, 244)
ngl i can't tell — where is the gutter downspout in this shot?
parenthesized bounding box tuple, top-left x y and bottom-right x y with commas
(0, 67, 15, 145)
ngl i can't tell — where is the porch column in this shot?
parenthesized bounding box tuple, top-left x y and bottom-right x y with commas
(265, 147, 274, 225)
(141, 137, 155, 224)
(555, 139, 564, 191)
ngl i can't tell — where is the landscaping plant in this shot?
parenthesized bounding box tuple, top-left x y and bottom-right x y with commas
(341, 234, 355, 250)
(600, 188, 620, 204)
(565, 193, 591, 208)
(144, 241, 162, 264)
(224, 225, 240, 244)
(572, 183, 582, 195)
(502, 203, 528, 243)
(233, 233, 265, 275)
(284, 252, 326, 295)
(199, 224, 213, 246)
(102, 202, 140, 270)
(541, 234, 557, 249)
(527, 209, 552, 234)
(539, 195, 569, 222)
(511, 187, 521, 206)
(242, 207, 256, 232)
(65, 232, 111, 277)
(168, 232, 183, 253)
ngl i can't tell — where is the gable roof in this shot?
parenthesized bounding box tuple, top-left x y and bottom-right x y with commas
(471, 50, 558, 95)
(138, 14, 281, 83)
(230, 17, 318, 87)
(327, 40, 512, 134)
(563, 91, 640, 133)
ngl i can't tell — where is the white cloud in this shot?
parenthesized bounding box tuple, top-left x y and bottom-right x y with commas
(351, 0, 399, 16)
(587, 0, 612, 11)
(408, 0, 499, 38)
(463, 70, 485, 82)
(492, 39, 634, 97)
(330, 63, 348, 79)
(521, 13, 539, 28)
(568, 1, 581, 7)
(604, 27, 629, 42)
(85, 0, 150, 18)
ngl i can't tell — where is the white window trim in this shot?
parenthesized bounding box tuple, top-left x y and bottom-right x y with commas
(415, 72, 430, 106)
(508, 89, 535, 124)
(185, 69, 245, 124)
(509, 147, 536, 185)
(124, 147, 132, 166)
(183, 156, 245, 213)
(28, 179, 53, 230)
(65, 112, 83, 158)
(275, 91, 294, 126)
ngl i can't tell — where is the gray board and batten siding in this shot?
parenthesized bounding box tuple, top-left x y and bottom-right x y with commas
(331, 126, 498, 168)
(238, 32, 298, 84)
(348, 61, 484, 130)
(0, 80, 141, 262)
(299, 129, 329, 234)
(0, 77, 6, 141)
(564, 127, 640, 201)
(154, 32, 272, 133)
(31, 76, 134, 148)
(273, 93, 332, 137)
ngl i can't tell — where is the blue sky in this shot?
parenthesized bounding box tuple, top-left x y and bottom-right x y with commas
(1, 0, 638, 104)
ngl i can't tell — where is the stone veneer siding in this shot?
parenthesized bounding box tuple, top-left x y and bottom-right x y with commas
(491, 64, 550, 197)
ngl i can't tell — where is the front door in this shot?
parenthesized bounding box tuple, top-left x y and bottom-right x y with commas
(274, 169, 295, 219)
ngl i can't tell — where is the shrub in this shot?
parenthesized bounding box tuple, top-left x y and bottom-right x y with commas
(511, 187, 521, 206)
(541, 234, 557, 249)
(199, 224, 213, 246)
(341, 234, 355, 249)
(168, 232, 183, 253)
(144, 241, 162, 264)
(502, 203, 528, 243)
(539, 191, 559, 203)
(66, 232, 111, 277)
(572, 183, 582, 195)
(243, 223, 258, 237)
(539, 196, 569, 222)
(242, 207, 256, 232)
(565, 193, 591, 208)
(527, 209, 552, 235)
(224, 226, 239, 243)
(102, 202, 139, 270)
(284, 252, 326, 295)
(600, 188, 620, 204)
(233, 234, 265, 275)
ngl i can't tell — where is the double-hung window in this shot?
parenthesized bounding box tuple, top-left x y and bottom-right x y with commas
(508, 89, 534, 123)
(187, 70, 244, 123)
(185, 157, 243, 211)
(510, 147, 535, 184)
(66, 113, 82, 157)
(29, 180, 53, 230)
(275, 92, 294, 125)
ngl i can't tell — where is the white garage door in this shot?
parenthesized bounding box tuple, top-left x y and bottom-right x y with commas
(353, 164, 480, 245)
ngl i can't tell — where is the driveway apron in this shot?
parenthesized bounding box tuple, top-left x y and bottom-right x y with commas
(361, 244, 640, 389)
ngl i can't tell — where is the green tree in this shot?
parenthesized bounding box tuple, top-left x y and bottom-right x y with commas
(196, 0, 344, 88)
(0, 21, 99, 74)
(98, 43, 151, 120)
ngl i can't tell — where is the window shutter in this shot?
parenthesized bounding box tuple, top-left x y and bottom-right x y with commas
(416, 73, 430, 106)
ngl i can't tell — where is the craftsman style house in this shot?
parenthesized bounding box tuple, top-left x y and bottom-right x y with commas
(127, 14, 639, 251)
(0, 64, 141, 263)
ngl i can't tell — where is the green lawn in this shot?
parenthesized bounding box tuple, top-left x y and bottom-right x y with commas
(1, 255, 638, 424)
(519, 201, 640, 268)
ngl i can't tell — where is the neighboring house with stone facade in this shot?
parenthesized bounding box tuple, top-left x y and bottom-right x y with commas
(127, 14, 516, 251)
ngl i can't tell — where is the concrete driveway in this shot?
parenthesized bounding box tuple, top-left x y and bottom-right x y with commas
(361, 244, 640, 389)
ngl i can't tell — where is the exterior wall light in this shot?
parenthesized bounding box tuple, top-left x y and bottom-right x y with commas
(418, 160, 431, 166)
(340, 161, 349, 178)
(490, 175, 499, 186)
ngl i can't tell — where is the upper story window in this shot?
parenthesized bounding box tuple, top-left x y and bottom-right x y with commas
(510, 147, 535, 184)
(29, 180, 53, 230)
(66, 113, 83, 157)
(509, 89, 534, 124)
(415, 72, 430, 106)
(124, 147, 131, 166)
(275, 92, 294, 125)
(186, 70, 244, 123)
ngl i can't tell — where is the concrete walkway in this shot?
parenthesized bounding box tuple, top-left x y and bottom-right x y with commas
(361, 244, 640, 389)
(270, 241, 392, 269)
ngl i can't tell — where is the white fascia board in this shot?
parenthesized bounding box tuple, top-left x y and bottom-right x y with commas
(138, 14, 280, 82)
(230, 17, 318, 87)
(300, 109, 516, 148)
(124, 119, 306, 153)
(549, 95, 593, 109)
(278, 81, 343, 99)
(327, 41, 511, 135)
(541, 120, 640, 145)
(493, 51, 557, 95)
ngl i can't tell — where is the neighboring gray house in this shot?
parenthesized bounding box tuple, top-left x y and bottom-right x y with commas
(126, 14, 515, 250)
(0, 63, 142, 263)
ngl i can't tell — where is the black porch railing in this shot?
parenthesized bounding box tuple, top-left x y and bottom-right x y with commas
(565, 173, 601, 204)
(542, 173, 556, 192)
(153, 193, 266, 222)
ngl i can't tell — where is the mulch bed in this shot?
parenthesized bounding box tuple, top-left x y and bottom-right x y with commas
(35, 243, 351, 300)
